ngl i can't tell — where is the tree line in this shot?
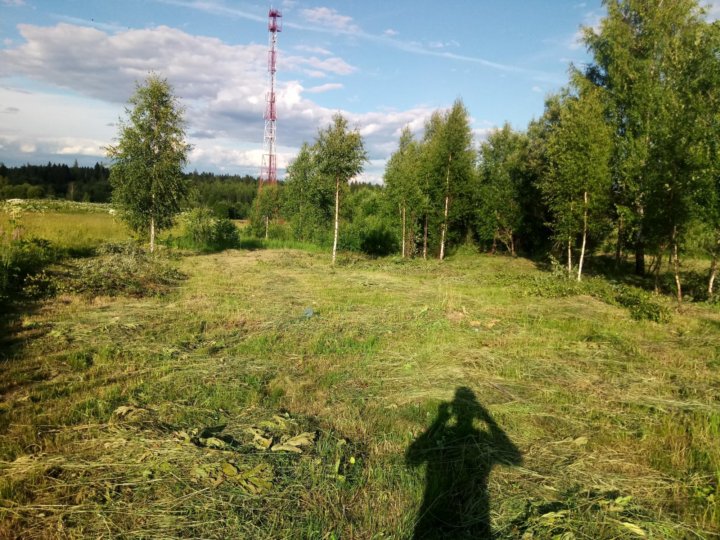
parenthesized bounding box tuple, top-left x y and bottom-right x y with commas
(79, 0, 720, 301)
(262, 0, 719, 301)
(0, 162, 259, 219)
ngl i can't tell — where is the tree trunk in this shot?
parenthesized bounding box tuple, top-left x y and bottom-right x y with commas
(510, 233, 515, 257)
(577, 191, 588, 282)
(423, 214, 428, 260)
(615, 213, 623, 267)
(567, 237, 572, 276)
(439, 154, 451, 261)
(653, 249, 662, 293)
(709, 256, 718, 296)
(708, 233, 720, 296)
(672, 225, 682, 304)
(332, 177, 340, 265)
(440, 195, 448, 261)
(709, 235, 719, 295)
(150, 216, 156, 254)
(265, 215, 269, 240)
(401, 204, 406, 258)
(635, 205, 645, 276)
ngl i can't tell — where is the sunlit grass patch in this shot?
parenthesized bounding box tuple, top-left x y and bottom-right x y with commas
(0, 247, 719, 537)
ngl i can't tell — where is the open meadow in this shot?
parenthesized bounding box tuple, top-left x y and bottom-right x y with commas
(1, 205, 719, 539)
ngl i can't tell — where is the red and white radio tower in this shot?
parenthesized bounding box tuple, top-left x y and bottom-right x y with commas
(260, 7, 282, 186)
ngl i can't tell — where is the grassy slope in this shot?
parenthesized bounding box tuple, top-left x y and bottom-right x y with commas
(0, 224, 719, 537)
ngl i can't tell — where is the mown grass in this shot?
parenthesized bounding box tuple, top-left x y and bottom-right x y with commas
(0, 207, 719, 538)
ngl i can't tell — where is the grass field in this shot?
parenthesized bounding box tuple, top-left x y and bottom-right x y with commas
(1, 206, 719, 538)
(0, 201, 129, 252)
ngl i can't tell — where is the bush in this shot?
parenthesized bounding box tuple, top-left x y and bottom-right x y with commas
(614, 286, 671, 323)
(339, 218, 397, 257)
(1, 236, 60, 302)
(176, 208, 240, 251)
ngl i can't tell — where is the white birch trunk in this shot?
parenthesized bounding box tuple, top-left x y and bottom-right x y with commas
(150, 216, 156, 254)
(709, 255, 718, 296)
(439, 155, 452, 261)
(709, 235, 719, 296)
(265, 215, 269, 240)
(577, 191, 588, 282)
(332, 177, 340, 265)
(672, 226, 682, 304)
(567, 237, 572, 276)
(401, 205, 406, 258)
(423, 215, 428, 260)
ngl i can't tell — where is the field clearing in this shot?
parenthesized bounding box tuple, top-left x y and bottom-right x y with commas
(0, 202, 130, 251)
(1, 232, 719, 538)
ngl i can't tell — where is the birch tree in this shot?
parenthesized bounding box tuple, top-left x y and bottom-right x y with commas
(477, 124, 528, 255)
(423, 100, 475, 260)
(543, 85, 612, 281)
(107, 74, 190, 252)
(313, 114, 368, 265)
(384, 127, 423, 257)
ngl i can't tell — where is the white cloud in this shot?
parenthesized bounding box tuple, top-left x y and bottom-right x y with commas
(532, 85, 543, 93)
(2, 0, 26, 6)
(0, 23, 437, 177)
(294, 44, 332, 56)
(286, 55, 357, 76)
(305, 83, 343, 93)
(300, 7, 360, 34)
(157, 0, 554, 80)
(706, 1, 720, 20)
(428, 40, 460, 49)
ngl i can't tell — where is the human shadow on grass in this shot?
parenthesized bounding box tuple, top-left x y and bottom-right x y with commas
(406, 387, 522, 539)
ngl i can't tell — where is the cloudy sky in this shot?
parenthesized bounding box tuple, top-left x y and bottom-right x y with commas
(1, 0, 713, 183)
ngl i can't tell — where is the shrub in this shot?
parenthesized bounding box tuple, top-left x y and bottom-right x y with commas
(177, 208, 240, 251)
(1, 236, 60, 302)
(339, 218, 397, 257)
(614, 286, 671, 323)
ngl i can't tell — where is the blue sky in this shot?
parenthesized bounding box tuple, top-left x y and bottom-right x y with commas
(1, 0, 712, 182)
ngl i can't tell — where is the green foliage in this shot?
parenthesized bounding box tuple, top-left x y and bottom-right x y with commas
(421, 100, 476, 255)
(0, 207, 60, 301)
(313, 114, 368, 194)
(0, 236, 58, 302)
(0, 162, 111, 202)
(107, 74, 190, 248)
(313, 114, 368, 263)
(174, 208, 240, 251)
(384, 127, 424, 256)
(583, 0, 714, 280)
(476, 123, 529, 254)
(187, 172, 257, 219)
(249, 184, 282, 238)
(338, 216, 396, 257)
(613, 286, 671, 322)
(541, 84, 613, 277)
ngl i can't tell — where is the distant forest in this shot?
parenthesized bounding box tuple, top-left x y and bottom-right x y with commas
(0, 162, 259, 219)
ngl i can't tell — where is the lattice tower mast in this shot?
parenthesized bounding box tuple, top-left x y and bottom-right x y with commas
(260, 7, 282, 186)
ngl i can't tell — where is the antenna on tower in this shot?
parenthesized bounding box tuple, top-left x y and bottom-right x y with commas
(260, 7, 282, 187)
